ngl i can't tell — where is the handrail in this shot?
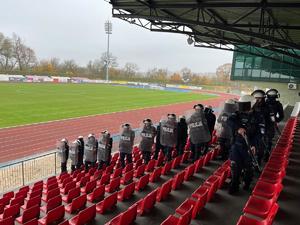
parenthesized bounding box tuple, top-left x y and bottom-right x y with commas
(291, 102, 300, 117)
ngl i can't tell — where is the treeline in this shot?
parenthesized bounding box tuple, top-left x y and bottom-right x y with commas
(0, 32, 231, 86)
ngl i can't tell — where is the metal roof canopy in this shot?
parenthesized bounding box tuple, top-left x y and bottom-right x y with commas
(110, 0, 300, 68)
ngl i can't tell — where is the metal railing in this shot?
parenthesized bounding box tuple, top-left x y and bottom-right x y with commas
(0, 129, 143, 194)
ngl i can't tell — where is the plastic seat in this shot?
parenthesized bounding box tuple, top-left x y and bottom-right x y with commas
(120, 170, 134, 185)
(105, 204, 137, 225)
(155, 155, 164, 167)
(253, 181, 283, 200)
(61, 181, 76, 195)
(22, 196, 41, 210)
(29, 184, 43, 195)
(213, 167, 229, 189)
(259, 170, 283, 184)
(203, 175, 220, 201)
(135, 174, 150, 191)
(91, 169, 103, 181)
(7, 196, 25, 207)
(161, 161, 172, 175)
(176, 197, 204, 219)
(172, 156, 182, 169)
(19, 186, 30, 194)
(96, 192, 118, 214)
(181, 151, 190, 163)
(62, 187, 80, 203)
(0, 204, 4, 214)
(160, 206, 192, 225)
(123, 163, 133, 174)
(87, 184, 105, 203)
(97, 173, 110, 186)
(243, 195, 276, 219)
(73, 173, 85, 183)
(40, 195, 62, 213)
(16, 205, 40, 224)
(118, 182, 135, 201)
(0, 204, 20, 219)
(69, 204, 96, 225)
(105, 177, 121, 193)
(137, 189, 157, 215)
(236, 215, 268, 225)
(111, 167, 123, 179)
(2, 192, 14, 200)
(172, 171, 185, 190)
(76, 176, 89, 188)
(150, 167, 162, 183)
(191, 186, 209, 205)
(65, 194, 87, 214)
(59, 177, 73, 189)
(0, 216, 14, 225)
(105, 164, 115, 175)
(203, 152, 212, 166)
(184, 164, 195, 181)
(134, 164, 145, 178)
(0, 196, 11, 206)
(57, 220, 69, 225)
(157, 179, 173, 202)
(134, 159, 143, 170)
(145, 159, 156, 172)
(42, 187, 60, 202)
(81, 180, 96, 194)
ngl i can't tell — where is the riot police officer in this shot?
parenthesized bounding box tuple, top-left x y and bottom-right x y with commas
(217, 99, 237, 160)
(57, 138, 69, 173)
(139, 119, 157, 164)
(176, 116, 188, 156)
(69, 139, 80, 172)
(160, 114, 178, 161)
(77, 136, 84, 169)
(265, 89, 284, 160)
(204, 105, 216, 153)
(84, 134, 97, 171)
(119, 123, 135, 168)
(186, 104, 211, 161)
(97, 131, 113, 169)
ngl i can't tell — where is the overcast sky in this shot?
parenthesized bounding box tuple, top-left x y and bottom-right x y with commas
(1, 0, 233, 73)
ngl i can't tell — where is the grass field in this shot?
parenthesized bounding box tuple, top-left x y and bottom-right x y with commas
(0, 83, 216, 128)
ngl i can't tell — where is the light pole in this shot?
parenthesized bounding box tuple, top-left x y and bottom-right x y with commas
(104, 20, 112, 82)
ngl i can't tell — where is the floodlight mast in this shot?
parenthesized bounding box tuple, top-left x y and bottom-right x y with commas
(105, 20, 112, 82)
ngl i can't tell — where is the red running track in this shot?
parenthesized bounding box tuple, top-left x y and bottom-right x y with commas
(0, 92, 237, 163)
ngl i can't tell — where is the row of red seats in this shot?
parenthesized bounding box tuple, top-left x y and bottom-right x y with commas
(237, 117, 299, 225)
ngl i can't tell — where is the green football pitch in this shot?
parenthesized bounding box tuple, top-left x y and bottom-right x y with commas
(0, 83, 216, 128)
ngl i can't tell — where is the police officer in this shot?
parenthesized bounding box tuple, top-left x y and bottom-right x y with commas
(97, 131, 113, 170)
(204, 105, 216, 153)
(69, 139, 80, 172)
(139, 119, 157, 164)
(217, 99, 236, 160)
(177, 116, 188, 156)
(77, 136, 84, 169)
(160, 114, 178, 161)
(265, 89, 284, 160)
(186, 104, 211, 161)
(119, 123, 135, 168)
(251, 90, 268, 166)
(84, 134, 97, 171)
(154, 120, 162, 160)
(57, 138, 69, 173)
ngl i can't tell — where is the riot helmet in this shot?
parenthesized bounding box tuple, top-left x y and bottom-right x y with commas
(237, 95, 254, 112)
(266, 89, 280, 99)
(251, 89, 266, 103)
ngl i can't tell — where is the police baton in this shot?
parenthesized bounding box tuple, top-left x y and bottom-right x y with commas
(243, 134, 262, 173)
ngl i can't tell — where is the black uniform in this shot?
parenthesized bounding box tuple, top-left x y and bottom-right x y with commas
(204, 108, 216, 153)
(154, 123, 162, 160)
(176, 117, 188, 156)
(77, 137, 84, 169)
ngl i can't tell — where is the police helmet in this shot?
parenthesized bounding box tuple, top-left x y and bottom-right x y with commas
(238, 95, 254, 112)
(251, 89, 266, 98)
(88, 133, 95, 138)
(61, 138, 68, 144)
(225, 99, 236, 104)
(167, 113, 176, 119)
(193, 104, 204, 110)
(122, 123, 130, 128)
(143, 118, 152, 124)
(78, 135, 83, 139)
(266, 89, 280, 98)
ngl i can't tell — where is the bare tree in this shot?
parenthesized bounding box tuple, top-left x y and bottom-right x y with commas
(0, 34, 17, 71)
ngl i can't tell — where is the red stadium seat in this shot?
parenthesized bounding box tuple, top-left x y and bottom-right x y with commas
(137, 189, 157, 215)
(105, 177, 121, 193)
(134, 164, 145, 178)
(76, 176, 89, 188)
(7, 196, 25, 207)
(243, 195, 277, 219)
(191, 186, 209, 206)
(0, 196, 11, 206)
(213, 167, 229, 189)
(81, 180, 96, 194)
(61, 181, 76, 195)
(184, 164, 195, 181)
(134, 159, 143, 170)
(2, 192, 14, 200)
(43, 183, 58, 195)
(253, 181, 283, 200)
(59, 177, 72, 189)
(69, 204, 96, 225)
(19, 186, 30, 193)
(22, 196, 41, 210)
(176, 197, 205, 219)
(42, 187, 60, 202)
(155, 156, 164, 167)
(15, 190, 28, 199)
(161, 161, 172, 175)
(105, 204, 137, 225)
(236, 215, 268, 225)
(118, 182, 135, 201)
(135, 174, 150, 191)
(105, 165, 115, 175)
(87, 184, 105, 203)
(149, 167, 162, 183)
(203, 175, 220, 202)
(97, 173, 110, 186)
(0, 204, 4, 214)
(65, 194, 87, 214)
(172, 156, 182, 169)
(29, 184, 43, 195)
(57, 220, 69, 225)
(96, 192, 118, 214)
(16, 205, 40, 224)
(172, 171, 185, 190)
(0, 216, 14, 225)
(62, 187, 80, 203)
(73, 173, 85, 183)
(40, 195, 62, 213)
(156, 179, 173, 202)
(161, 206, 192, 225)
(123, 163, 133, 174)
(259, 170, 284, 184)
(91, 169, 103, 181)
(0, 204, 20, 220)
(120, 170, 134, 185)
(181, 151, 190, 164)
(145, 159, 156, 172)
(110, 167, 123, 180)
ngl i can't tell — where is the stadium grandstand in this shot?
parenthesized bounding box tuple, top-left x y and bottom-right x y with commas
(0, 1, 300, 225)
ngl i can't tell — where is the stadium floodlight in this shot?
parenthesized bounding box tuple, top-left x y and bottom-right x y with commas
(187, 36, 194, 45)
(105, 20, 112, 82)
